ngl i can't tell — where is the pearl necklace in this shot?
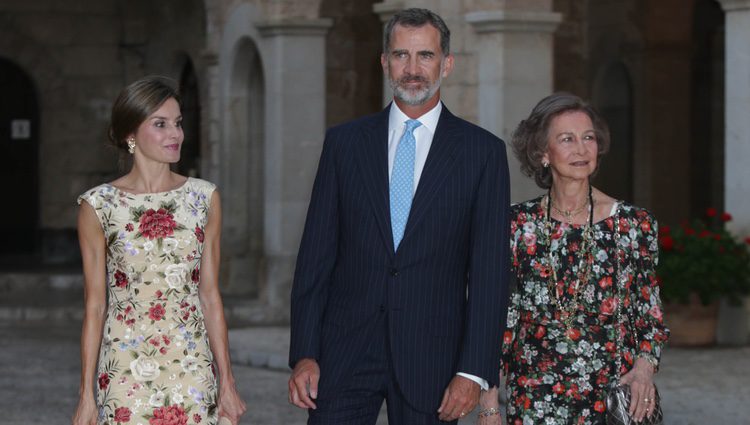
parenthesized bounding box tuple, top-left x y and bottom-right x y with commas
(544, 186, 595, 328)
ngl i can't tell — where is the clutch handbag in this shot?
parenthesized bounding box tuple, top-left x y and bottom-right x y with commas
(606, 383, 663, 425)
(605, 206, 663, 425)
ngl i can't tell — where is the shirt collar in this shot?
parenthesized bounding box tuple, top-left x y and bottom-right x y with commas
(388, 101, 442, 134)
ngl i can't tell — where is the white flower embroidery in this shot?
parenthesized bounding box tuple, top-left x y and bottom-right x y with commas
(130, 356, 160, 382)
(164, 263, 189, 289)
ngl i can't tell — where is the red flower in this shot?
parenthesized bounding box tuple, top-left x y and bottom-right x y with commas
(503, 330, 514, 345)
(98, 372, 110, 390)
(155, 290, 163, 299)
(565, 327, 581, 340)
(191, 267, 200, 284)
(745, 237, 750, 245)
(685, 228, 695, 236)
(640, 340, 652, 352)
(149, 405, 188, 425)
(114, 406, 132, 423)
(534, 325, 546, 339)
(553, 382, 565, 394)
(148, 304, 166, 321)
(594, 400, 606, 413)
(721, 212, 732, 222)
(139, 208, 177, 240)
(193, 415, 202, 424)
(598, 276, 613, 289)
(706, 207, 717, 217)
(601, 297, 618, 315)
(195, 226, 205, 243)
(658, 225, 670, 236)
(699, 229, 711, 238)
(125, 223, 134, 232)
(605, 341, 616, 352)
(659, 235, 674, 251)
(640, 220, 651, 233)
(114, 270, 129, 289)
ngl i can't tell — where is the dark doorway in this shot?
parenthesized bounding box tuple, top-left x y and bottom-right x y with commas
(0, 58, 39, 257)
(690, 0, 724, 217)
(592, 62, 634, 202)
(178, 59, 201, 178)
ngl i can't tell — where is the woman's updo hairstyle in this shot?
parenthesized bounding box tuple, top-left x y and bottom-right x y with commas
(108, 76, 181, 154)
(511, 92, 610, 189)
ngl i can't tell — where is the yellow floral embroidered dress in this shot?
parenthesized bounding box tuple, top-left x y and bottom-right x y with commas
(78, 177, 218, 425)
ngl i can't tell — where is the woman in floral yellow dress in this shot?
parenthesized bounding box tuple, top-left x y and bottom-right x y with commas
(476, 93, 669, 424)
(73, 77, 246, 425)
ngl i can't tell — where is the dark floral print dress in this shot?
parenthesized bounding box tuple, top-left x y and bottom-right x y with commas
(501, 197, 669, 425)
(78, 177, 219, 425)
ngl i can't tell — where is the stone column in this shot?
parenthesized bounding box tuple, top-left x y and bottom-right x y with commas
(716, 0, 750, 344)
(466, 10, 562, 203)
(373, 1, 404, 106)
(256, 18, 332, 320)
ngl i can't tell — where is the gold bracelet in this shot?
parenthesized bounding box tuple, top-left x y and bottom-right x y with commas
(478, 407, 501, 418)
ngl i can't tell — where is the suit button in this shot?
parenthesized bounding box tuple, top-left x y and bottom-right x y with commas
(380, 305, 386, 312)
(389, 268, 399, 277)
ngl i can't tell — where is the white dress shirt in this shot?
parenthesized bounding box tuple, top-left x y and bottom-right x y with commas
(387, 101, 489, 391)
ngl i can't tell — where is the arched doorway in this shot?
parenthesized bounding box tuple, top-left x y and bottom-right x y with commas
(178, 58, 201, 178)
(223, 37, 265, 298)
(0, 58, 38, 257)
(592, 62, 634, 202)
(690, 0, 724, 217)
(320, 0, 382, 126)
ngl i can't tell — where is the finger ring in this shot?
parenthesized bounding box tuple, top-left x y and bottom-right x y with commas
(460, 412, 466, 417)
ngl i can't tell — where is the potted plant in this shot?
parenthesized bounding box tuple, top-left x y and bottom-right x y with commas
(657, 208, 750, 345)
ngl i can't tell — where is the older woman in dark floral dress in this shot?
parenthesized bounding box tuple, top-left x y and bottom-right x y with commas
(476, 93, 669, 425)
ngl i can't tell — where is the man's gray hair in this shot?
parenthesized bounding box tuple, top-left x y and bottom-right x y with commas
(383, 8, 451, 55)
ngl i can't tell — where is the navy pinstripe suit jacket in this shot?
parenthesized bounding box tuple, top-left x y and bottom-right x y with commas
(289, 103, 511, 413)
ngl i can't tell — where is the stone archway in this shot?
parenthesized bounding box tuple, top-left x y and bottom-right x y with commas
(223, 36, 266, 299)
(320, 0, 383, 126)
(592, 62, 634, 202)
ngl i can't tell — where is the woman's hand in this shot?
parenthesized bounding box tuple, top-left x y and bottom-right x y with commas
(619, 357, 656, 422)
(217, 382, 247, 425)
(476, 387, 503, 425)
(71, 396, 97, 425)
(477, 411, 503, 425)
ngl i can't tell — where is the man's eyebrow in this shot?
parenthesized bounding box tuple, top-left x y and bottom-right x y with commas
(417, 50, 435, 55)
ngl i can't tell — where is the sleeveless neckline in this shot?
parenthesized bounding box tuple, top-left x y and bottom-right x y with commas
(107, 177, 192, 196)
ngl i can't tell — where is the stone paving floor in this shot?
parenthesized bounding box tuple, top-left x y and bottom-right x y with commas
(1, 323, 748, 424)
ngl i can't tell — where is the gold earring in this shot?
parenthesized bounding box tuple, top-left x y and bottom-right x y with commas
(127, 138, 136, 154)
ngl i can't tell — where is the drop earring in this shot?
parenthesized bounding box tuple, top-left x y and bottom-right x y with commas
(542, 161, 549, 168)
(127, 138, 136, 154)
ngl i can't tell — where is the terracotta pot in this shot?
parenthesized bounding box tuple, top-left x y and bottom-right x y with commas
(663, 293, 719, 346)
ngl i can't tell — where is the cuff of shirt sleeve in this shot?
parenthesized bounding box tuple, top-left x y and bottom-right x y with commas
(457, 372, 489, 391)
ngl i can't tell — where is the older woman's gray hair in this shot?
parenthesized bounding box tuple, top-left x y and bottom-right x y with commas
(512, 92, 611, 189)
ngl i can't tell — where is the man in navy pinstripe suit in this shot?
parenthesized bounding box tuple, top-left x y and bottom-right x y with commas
(288, 8, 510, 424)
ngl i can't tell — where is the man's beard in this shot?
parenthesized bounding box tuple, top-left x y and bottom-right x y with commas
(389, 72, 442, 106)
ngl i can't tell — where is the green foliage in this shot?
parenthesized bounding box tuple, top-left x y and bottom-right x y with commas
(657, 208, 750, 305)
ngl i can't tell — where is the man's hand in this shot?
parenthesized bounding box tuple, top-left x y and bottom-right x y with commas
(437, 375, 481, 422)
(288, 358, 320, 409)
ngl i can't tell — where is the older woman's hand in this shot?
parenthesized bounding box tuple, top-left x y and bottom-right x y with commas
(619, 357, 656, 422)
(476, 387, 503, 425)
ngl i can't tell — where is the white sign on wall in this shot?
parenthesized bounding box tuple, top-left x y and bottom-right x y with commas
(11, 119, 31, 140)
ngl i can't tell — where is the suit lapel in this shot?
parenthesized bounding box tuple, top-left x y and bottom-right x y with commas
(354, 106, 395, 255)
(400, 105, 462, 245)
